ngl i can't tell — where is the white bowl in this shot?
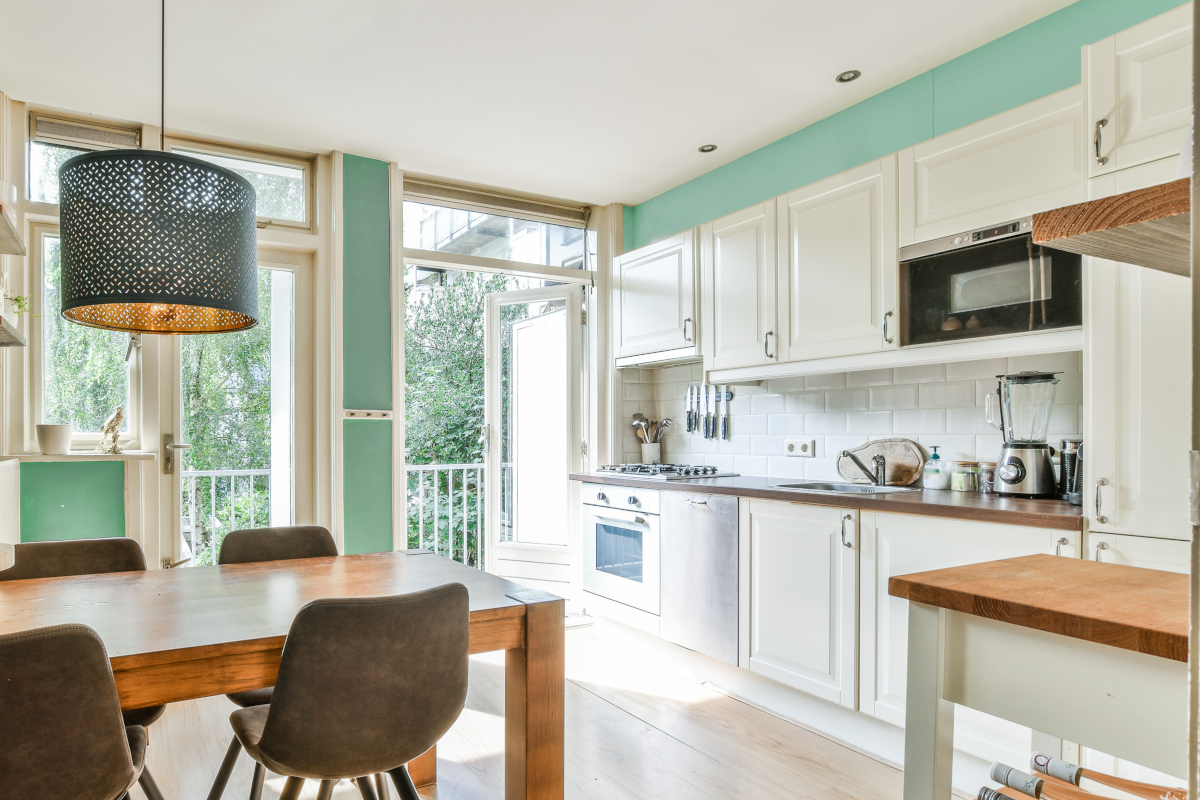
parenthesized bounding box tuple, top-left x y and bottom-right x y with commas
(36, 424, 74, 455)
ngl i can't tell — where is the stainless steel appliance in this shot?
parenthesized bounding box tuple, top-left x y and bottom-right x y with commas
(985, 371, 1061, 498)
(898, 218, 1082, 347)
(582, 483, 660, 614)
(660, 492, 739, 666)
(596, 463, 739, 480)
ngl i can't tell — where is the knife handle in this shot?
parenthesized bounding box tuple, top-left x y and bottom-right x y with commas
(721, 415, 727, 440)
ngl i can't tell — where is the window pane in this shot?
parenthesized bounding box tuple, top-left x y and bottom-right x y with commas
(41, 235, 130, 432)
(403, 201, 586, 269)
(175, 148, 307, 223)
(29, 142, 88, 204)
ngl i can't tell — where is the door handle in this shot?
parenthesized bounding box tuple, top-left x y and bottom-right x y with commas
(683, 318, 693, 342)
(883, 310, 894, 345)
(1055, 537, 1069, 557)
(1094, 541, 1109, 562)
(840, 514, 853, 549)
(1095, 478, 1109, 524)
(1094, 119, 1108, 166)
(686, 499, 708, 507)
(162, 433, 192, 475)
(764, 330, 774, 359)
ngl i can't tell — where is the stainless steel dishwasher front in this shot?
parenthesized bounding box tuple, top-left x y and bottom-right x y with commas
(659, 491, 739, 665)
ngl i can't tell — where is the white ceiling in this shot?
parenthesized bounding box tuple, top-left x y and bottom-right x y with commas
(0, 0, 1075, 207)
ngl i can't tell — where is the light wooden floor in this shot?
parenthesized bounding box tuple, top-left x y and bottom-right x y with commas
(131, 627, 903, 800)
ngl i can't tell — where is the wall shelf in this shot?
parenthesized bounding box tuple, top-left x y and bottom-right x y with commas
(0, 199, 25, 256)
(0, 451, 157, 463)
(0, 315, 25, 347)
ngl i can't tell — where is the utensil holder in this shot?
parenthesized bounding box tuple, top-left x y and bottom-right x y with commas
(641, 443, 661, 464)
(36, 424, 73, 455)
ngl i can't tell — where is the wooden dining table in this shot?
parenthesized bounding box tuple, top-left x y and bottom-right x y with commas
(0, 549, 565, 800)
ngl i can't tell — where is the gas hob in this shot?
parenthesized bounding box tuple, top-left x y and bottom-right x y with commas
(595, 463, 739, 480)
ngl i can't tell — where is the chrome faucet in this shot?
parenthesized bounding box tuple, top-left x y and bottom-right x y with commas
(842, 451, 886, 486)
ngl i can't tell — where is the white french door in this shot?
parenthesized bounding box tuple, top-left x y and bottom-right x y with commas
(484, 284, 583, 599)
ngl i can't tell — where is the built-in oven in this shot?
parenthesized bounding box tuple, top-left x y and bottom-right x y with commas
(899, 218, 1083, 347)
(582, 483, 660, 616)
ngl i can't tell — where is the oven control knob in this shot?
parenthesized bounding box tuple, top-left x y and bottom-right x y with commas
(998, 459, 1026, 484)
(596, 492, 607, 502)
(627, 496, 639, 505)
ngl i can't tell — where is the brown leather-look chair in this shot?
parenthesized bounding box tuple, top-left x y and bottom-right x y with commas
(229, 585, 469, 800)
(0, 538, 168, 731)
(0, 623, 166, 800)
(208, 525, 340, 800)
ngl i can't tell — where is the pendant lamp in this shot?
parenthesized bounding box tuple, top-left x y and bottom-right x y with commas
(57, 0, 258, 334)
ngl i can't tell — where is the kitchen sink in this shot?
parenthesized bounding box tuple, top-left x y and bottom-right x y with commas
(771, 481, 921, 495)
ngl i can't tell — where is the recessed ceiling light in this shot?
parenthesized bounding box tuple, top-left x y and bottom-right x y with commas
(698, 144, 718, 153)
(836, 70, 861, 83)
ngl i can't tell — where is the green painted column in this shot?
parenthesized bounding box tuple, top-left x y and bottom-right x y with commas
(341, 154, 394, 554)
(20, 461, 125, 542)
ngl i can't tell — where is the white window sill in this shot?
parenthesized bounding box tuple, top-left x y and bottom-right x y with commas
(0, 451, 157, 463)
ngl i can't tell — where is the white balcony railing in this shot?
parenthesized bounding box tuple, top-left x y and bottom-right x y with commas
(405, 463, 488, 568)
(181, 469, 272, 564)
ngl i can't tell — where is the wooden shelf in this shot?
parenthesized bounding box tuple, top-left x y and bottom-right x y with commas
(1032, 178, 1190, 277)
(0, 451, 156, 463)
(0, 314, 25, 347)
(0, 199, 25, 257)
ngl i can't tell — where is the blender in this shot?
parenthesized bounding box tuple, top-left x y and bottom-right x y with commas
(985, 371, 1060, 498)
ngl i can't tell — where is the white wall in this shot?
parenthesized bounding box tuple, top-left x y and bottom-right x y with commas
(621, 352, 1083, 480)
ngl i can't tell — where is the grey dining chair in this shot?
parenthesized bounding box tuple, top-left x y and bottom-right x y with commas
(0, 623, 166, 800)
(228, 585, 469, 800)
(0, 538, 169, 731)
(208, 525, 340, 800)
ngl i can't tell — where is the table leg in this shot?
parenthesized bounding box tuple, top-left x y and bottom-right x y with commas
(903, 601, 955, 800)
(505, 593, 565, 800)
(408, 745, 437, 787)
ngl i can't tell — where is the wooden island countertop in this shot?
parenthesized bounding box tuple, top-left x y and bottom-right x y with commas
(889, 553, 1188, 661)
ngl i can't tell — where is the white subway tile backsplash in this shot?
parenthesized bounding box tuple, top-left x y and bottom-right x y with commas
(786, 392, 825, 414)
(751, 394, 786, 415)
(825, 388, 869, 412)
(706, 454, 736, 472)
(735, 415, 769, 435)
(719, 435, 753, 455)
(918, 381, 976, 409)
(805, 458, 841, 480)
(728, 397, 753, 416)
(847, 411, 893, 434)
(766, 376, 808, 394)
(870, 384, 918, 410)
(846, 368, 893, 387)
(946, 358, 1007, 381)
(1048, 404, 1081, 435)
(624, 382, 654, 401)
(825, 435, 869, 456)
(767, 456, 807, 479)
(805, 412, 848, 434)
(805, 372, 846, 390)
(916, 434, 975, 461)
(975, 435, 1005, 464)
(892, 409, 946, 434)
(767, 414, 806, 434)
(946, 406, 994, 435)
(894, 363, 947, 384)
(735, 455, 768, 475)
(751, 435, 786, 456)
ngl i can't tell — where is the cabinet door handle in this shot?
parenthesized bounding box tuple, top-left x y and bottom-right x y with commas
(1094, 119, 1108, 166)
(683, 318, 693, 342)
(883, 311, 894, 345)
(1094, 541, 1109, 562)
(1095, 478, 1109, 524)
(840, 514, 853, 549)
(686, 499, 708, 507)
(1055, 537, 1069, 557)
(764, 330, 774, 359)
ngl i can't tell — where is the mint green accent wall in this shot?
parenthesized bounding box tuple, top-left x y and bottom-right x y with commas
(20, 461, 125, 542)
(342, 419, 393, 554)
(625, 0, 1185, 250)
(342, 154, 393, 411)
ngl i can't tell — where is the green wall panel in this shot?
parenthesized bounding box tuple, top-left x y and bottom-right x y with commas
(20, 461, 125, 542)
(342, 153, 393, 411)
(342, 419, 393, 554)
(626, 0, 1186, 250)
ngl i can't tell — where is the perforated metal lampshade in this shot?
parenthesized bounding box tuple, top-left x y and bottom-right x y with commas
(58, 149, 259, 334)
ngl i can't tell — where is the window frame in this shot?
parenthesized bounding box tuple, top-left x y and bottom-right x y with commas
(164, 135, 317, 232)
(27, 222, 143, 451)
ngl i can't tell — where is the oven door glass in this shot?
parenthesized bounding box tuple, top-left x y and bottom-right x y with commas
(583, 510, 661, 615)
(900, 236, 1082, 346)
(596, 523, 644, 582)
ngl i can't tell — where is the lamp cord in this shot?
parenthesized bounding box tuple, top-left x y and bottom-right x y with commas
(160, 0, 165, 150)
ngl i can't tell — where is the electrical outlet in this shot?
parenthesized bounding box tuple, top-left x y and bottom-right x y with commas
(784, 437, 816, 458)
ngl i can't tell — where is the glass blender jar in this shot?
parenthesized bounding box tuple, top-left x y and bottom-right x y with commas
(985, 371, 1060, 497)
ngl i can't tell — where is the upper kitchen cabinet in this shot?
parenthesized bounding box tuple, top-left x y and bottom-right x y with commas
(899, 86, 1085, 247)
(702, 201, 777, 371)
(776, 156, 898, 362)
(614, 229, 699, 365)
(1084, 3, 1192, 180)
(1084, 258, 1192, 542)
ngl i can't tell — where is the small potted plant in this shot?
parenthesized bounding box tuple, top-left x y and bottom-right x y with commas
(3, 293, 33, 326)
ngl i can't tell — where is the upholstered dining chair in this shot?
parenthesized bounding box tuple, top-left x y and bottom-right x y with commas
(0, 623, 166, 800)
(207, 525, 340, 800)
(223, 584, 469, 800)
(0, 538, 169, 732)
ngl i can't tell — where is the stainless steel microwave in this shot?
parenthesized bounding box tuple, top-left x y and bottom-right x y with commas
(898, 218, 1082, 347)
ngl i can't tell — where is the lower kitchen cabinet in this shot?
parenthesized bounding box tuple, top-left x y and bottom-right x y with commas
(1088, 531, 1190, 573)
(738, 499, 857, 708)
(858, 512, 1081, 766)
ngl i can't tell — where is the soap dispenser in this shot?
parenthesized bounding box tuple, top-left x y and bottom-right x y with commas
(924, 446, 949, 490)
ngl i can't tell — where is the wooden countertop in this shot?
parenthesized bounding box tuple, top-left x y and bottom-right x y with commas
(571, 473, 1083, 531)
(889, 554, 1188, 661)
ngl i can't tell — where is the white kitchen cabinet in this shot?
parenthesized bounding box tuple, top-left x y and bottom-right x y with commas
(899, 86, 1085, 246)
(702, 201, 777, 370)
(614, 229, 698, 362)
(1084, 257, 1192, 541)
(1084, 3, 1192, 179)
(858, 512, 1081, 766)
(776, 156, 898, 362)
(738, 499, 857, 708)
(1088, 531, 1190, 573)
